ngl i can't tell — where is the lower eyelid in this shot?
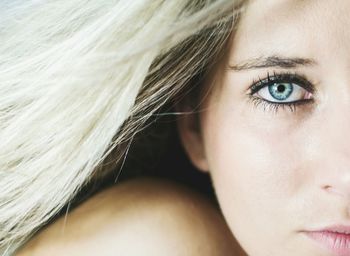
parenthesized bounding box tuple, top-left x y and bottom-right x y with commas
(248, 95, 315, 114)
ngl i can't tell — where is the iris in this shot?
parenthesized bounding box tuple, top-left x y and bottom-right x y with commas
(268, 83, 293, 101)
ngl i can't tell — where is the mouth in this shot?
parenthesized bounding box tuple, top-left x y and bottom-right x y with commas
(303, 225, 350, 256)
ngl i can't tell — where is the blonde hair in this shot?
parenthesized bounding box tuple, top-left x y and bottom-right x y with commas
(0, 0, 244, 254)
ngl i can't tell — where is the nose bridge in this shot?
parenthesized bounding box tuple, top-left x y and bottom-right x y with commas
(317, 101, 350, 199)
(325, 92, 350, 152)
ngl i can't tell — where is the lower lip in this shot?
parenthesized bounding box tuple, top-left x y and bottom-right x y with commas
(305, 231, 350, 256)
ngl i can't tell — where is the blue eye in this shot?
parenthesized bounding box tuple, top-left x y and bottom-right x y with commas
(258, 82, 308, 103)
(248, 72, 315, 113)
(268, 83, 293, 101)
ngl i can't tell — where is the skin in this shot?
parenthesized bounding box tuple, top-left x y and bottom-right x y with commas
(16, 178, 243, 256)
(178, 0, 350, 255)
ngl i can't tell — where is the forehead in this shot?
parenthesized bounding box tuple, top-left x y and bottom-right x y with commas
(230, 0, 350, 62)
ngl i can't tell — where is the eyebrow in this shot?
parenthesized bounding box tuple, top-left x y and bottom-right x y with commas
(228, 56, 317, 71)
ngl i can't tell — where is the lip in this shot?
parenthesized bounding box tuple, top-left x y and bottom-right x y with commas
(303, 225, 350, 256)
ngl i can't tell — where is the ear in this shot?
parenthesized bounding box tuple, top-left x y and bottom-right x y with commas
(176, 105, 209, 173)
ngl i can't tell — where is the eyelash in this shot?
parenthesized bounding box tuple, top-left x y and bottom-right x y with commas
(247, 71, 315, 114)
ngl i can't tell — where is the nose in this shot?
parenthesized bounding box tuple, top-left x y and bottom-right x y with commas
(316, 102, 350, 200)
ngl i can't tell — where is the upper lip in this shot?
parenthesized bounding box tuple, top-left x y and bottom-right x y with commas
(307, 225, 350, 235)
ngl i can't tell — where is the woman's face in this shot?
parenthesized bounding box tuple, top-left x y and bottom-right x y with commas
(178, 1, 350, 255)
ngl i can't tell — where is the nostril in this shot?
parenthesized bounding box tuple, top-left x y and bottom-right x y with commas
(323, 185, 332, 192)
(323, 184, 350, 199)
(323, 185, 342, 196)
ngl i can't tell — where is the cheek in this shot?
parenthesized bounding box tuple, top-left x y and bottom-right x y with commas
(200, 99, 310, 254)
(202, 98, 308, 201)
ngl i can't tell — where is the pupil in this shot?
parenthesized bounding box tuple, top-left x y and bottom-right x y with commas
(277, 84, 285, 93)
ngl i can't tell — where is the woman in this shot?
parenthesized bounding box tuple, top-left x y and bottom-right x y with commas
(4, 0, 350, 255)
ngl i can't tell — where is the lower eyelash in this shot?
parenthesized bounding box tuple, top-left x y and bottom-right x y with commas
(248, 96, 313, 114)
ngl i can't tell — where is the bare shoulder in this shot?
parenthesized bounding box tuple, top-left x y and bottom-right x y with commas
(16, 177, 239, 256)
